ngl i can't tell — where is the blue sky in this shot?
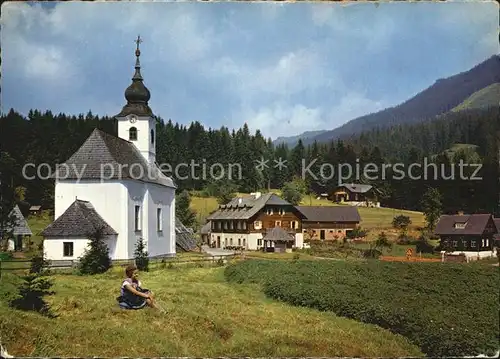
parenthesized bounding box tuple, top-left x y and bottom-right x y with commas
(1, 1, 498, 139)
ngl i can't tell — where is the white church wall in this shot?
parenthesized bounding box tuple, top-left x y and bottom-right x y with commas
(124, 180, 148, 259)
(117, 115, 156, 164)
(146, 183, 176, 257)
(44, 235, 118, 261)
(54, 180, 129, 259)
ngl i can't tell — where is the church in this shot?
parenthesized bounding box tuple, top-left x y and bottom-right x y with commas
(41, 36, 183, 261)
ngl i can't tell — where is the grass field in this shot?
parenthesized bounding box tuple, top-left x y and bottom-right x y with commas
(0, 266, 422, 357)
(225, 259, 500, 357)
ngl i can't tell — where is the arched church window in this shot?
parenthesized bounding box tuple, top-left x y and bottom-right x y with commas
(151, 129, 154, 144)
(129, 127, 137, 141)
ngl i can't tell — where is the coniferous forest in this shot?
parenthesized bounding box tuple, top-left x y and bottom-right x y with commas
(0, 106, 499, 216)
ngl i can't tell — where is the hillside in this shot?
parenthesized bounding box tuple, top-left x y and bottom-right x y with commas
(451, 83, 500, 112)
(277, 55, 499, 147)
(273, 130, 327, 147)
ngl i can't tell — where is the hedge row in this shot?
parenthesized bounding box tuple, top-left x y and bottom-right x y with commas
(224, 259, 499, 357)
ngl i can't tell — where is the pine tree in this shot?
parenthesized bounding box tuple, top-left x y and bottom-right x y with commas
(421, 187, 443, 231)
(78, 226, 112, 275)
(10, 255, 55, 315)
(175, 190, 196, 227)
(134, 238, 149, 272)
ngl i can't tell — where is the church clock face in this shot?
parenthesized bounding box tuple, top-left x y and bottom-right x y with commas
(129, 115, 138, 123)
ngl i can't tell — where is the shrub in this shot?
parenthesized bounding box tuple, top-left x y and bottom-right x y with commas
(224, 259, 499, 357)
(9, 272, 55, 316)
(346, 227, 368, 239)
(134, 238, 149, 272)
(396, 235, 419, 245)
(392, 215, 412, 229)
(78, 226, 112, 275)
(416, 230, 437, 254)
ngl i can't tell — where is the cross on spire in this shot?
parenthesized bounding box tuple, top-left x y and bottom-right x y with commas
(135, 35, 142, 51)
(132, 35, 143, 81)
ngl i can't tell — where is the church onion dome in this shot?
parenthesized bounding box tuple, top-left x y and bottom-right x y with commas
(116, 35, 153, 117)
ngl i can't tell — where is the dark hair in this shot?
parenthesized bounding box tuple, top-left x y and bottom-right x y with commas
(125, 264, 137, 278)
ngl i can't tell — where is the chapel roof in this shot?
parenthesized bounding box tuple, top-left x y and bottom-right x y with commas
(41, 200, 117, 237)
(53, 128, 175, 188)
(5, 205, 32, 236)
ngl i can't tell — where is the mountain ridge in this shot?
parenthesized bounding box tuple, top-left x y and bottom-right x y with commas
(274, 54, 500, 147)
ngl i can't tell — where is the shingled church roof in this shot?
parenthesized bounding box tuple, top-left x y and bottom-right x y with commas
(53, 128, 175, 188)
(41, 200, 117, 237)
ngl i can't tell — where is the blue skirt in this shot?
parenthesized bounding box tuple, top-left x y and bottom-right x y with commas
(117, 288, 149, 310)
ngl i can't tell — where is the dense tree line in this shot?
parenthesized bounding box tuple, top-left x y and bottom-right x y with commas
(0, 106, 498, 216)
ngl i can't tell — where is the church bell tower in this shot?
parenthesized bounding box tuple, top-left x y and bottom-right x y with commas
(115, 35, 156, 164)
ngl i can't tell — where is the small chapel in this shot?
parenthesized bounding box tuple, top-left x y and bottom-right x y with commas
(41, 36, 190, 261)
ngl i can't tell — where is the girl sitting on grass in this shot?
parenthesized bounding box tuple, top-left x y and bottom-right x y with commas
(117, 264, 158, 310)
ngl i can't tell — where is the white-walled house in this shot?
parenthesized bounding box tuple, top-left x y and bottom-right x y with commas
(41, 37, 184, 261)
(206, 192, 307, 252)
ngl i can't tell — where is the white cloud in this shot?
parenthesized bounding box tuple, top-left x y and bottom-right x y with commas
(238, 91, 385, 140)
(241, 103, 324, 139)
(206, 46, 339, 102)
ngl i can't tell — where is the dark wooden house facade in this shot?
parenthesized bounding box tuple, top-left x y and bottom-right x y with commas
(434, 213, 498, 261)
(332, 183, 378, 206)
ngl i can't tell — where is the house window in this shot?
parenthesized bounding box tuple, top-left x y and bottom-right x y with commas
(266, 208, 273, 215)
(243, 238, 246, 247)
(243, 221, 247, 230)
(157, 208, 162, 231)
(258, 239, 262, 246)
(129, 127, 138, 141)
(291, 221, 297, 229)
(471, 240, 476, 247)
(486, 239, 489, 247)
(134, 205, 141, 231)
(63, 242, 74, 257)
(238, 238, 241, 246)
(275, 220, 281, 227)
(278, 208, 285, 215)
(254, 221, 262, 230)
(224, 221, 228, 229)
(452, 240, 458, 247)
(230, 221, 234, 230)
(217, 221, 222, 230)
(454, 222, 466, 229)
(230, 238, 233, 245)
(151, 129, 154, 144)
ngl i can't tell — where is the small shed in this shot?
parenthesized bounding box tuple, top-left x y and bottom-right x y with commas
(5, 205, 33, 251)
(29, 205, 42, 216)
(262, 227, 295, 253)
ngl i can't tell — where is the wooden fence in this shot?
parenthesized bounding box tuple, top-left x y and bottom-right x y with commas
(0, 254, 240, 278)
